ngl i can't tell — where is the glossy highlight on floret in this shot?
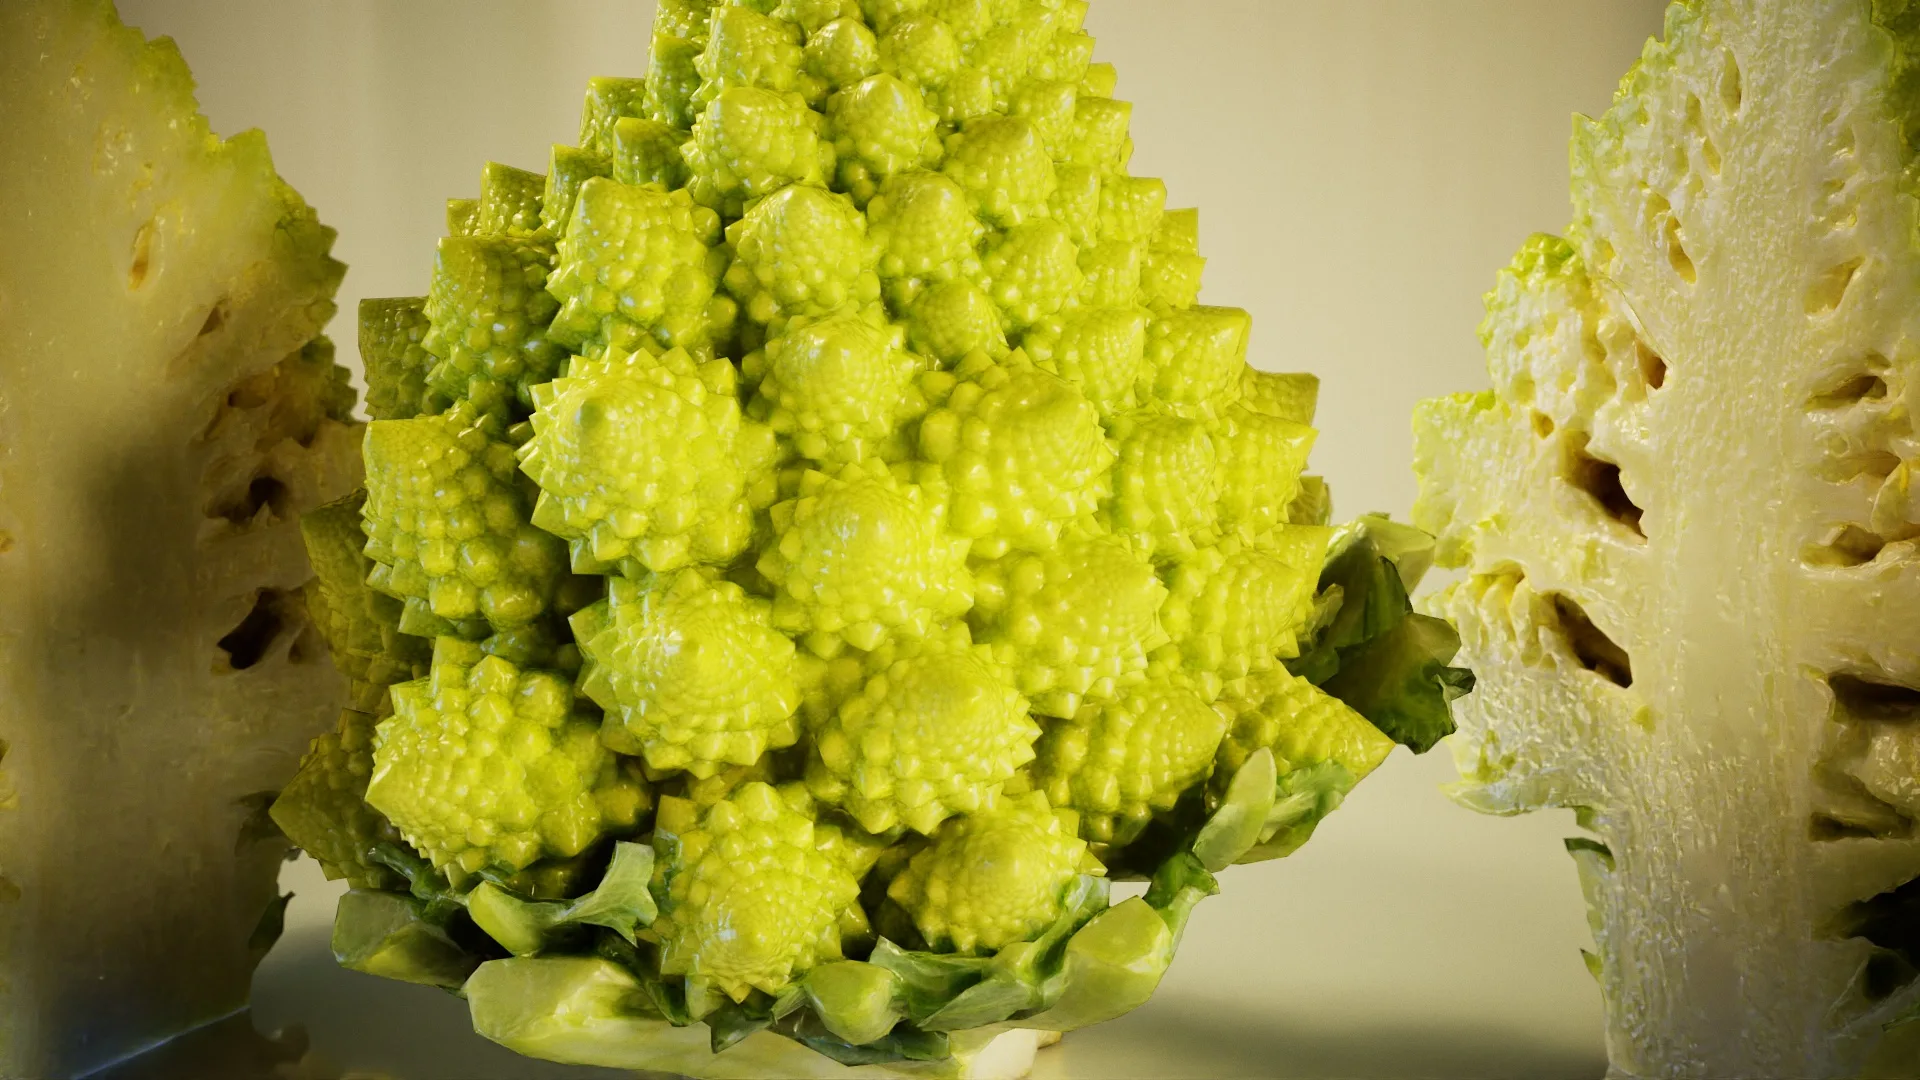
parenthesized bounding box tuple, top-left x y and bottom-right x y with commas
(284, 0, 1470, 1066)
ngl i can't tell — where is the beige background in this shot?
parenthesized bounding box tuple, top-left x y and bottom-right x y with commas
(109, 2, 1667, 1076)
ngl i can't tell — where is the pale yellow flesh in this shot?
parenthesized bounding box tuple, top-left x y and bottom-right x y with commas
(0, 1, 358, 1075)
(1416, 1, 1920, 1075)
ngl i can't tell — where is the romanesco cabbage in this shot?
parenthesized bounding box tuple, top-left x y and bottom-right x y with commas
(1415, 0, 1920, 1074)
(271, 1, 1474, 1076)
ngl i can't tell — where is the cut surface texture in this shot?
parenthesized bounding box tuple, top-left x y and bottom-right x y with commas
(1415, 1, 1920, 1074)
(0, 2, 359, 1075)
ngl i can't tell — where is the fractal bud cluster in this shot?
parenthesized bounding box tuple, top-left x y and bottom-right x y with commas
(272, 0, 1472, 1074)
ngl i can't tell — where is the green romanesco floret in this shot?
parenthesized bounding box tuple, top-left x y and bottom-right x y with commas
(1021, 305, 1151, 417)
(1238, 368, 1318, 425)
(1157, 530, 1326, 697)
(300, 490, 431, 714)
(358, 297, 439, 422)
(1213, 404, 1315, 543)
(270, 709, 405, 890)
(361, 405, 569, 636)
(724, 180, 880, 326)
(970, 532, 1170, 719)
(286, 0, 1478, 1069)
(545, 179, 732, 360)
(805, 629, 1038, 835)
(653, 782, 861, 1002)
(520, 345, 775, 575)
(1032, 674, 1228, 846)
(610, 117, 691, 191)
(1103, 411, 1220, 557)
(685, 86, 832, 217)
(827, 73, 942, 204)
(366, 637, 649, 877)
(747, 310, 923, 463)
(1211, 665, 1394, 790)
(919, 353, 1114, 559)
(1139, 305, 1249, 418)
(578, 76, 649, 156)
(573, 569, 801, 779)
(867, 169, 983, 304)
(886, 790, 1097, 954)
(758, 458, 973, 654)
(420, 234, 565, 416)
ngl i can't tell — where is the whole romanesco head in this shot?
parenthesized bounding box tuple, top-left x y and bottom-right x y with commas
(273, 1, 1471, 1073)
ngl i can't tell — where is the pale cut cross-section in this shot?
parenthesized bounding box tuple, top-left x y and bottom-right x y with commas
(0, 1, 361, 1075)
(1416, 1, 1920, 1075)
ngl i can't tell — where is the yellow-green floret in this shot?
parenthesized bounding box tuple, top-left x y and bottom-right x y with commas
(747, 310, 923, 463)
(573, 569, 801, 778)
(270, 709, 404, 890)
(970, 533, 1169, 718)
(366, 638, 649, 877)
(1158, 531, 1328, 696)
(360, 406, 570, 636)
(919, 353, 1113, 558)
(300, 491, 431, 714)
(758, 459, 972, 654)
(519, 346, 774, 575)
(887, 790, 1098, 954)
(654, 782, 860, 1001)
(724, 183, 880, 326)
(1212, 666, 1394, 788)
(806, 632, 1038, 835)
(358, 296, 439, 421)
(1033, 675, 1228, 845)
(420, 235, 564, 416)
(545, 179, 733, 360)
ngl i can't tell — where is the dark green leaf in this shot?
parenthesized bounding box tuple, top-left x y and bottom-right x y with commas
(247, 891, 293, 961)
(775, 1011, 949, 1067)
(1142, 852, 1218, 947)
(707, 995, 774, 1052)
(866, 939, 993, 1024)
(1321, 612, 1473, 753)
(368, 841, 466, 926)
(1286, 518, 1475, 753)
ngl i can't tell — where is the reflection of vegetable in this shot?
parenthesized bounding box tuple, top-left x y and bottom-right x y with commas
(1414, 0, 1920, 1073)
(270, 1, 1471, 1075)
(0, 2, 360, 1075)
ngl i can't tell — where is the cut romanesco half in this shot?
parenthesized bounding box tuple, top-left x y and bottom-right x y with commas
(275, 2, 1474, 1077)
(0, 2, 360, 1075)
(1415, 0, 1920, 1074)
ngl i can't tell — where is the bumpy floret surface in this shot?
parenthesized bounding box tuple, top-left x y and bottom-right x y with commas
(654, 782, 861, 1001)
(366, 638, 649, 877)
(886, 789, 1095, 954)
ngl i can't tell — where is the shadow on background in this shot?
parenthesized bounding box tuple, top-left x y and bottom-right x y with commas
(99, 925, 1605, 1080)
(88, 1013, 339, 1080)
(1034, 998, 1607, 1079)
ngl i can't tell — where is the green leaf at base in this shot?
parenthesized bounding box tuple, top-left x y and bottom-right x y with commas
(1288, 514, 1474, 753)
